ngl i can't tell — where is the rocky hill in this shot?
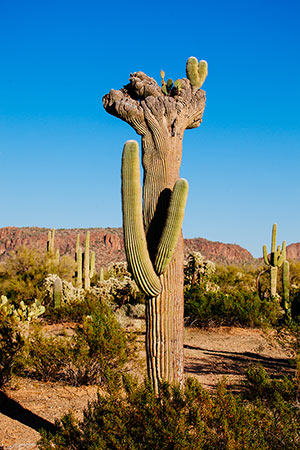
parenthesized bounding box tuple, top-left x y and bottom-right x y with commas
(286, 243, 300, 260)
(0, 226, 259, 267)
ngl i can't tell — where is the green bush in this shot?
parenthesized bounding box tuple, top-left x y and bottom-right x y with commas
(19, 302, 135, 386)
(213, 264, 258, 293)
(38, 375, 300, 450)
(184, 286, 281, 327)
(0, 247, 75, 307)
(0, 310, 24, 389)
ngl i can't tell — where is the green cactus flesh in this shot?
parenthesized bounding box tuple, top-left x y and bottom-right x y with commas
(77, 247, 83, 288)
(90, 251, 96, 278)
(198, 60, 208, 88)
(122, 140, 161, 297)
(84, 231, 90, 290)
(155, 179, 189, 275)
(263, 244, 269, 265)
(270, 266, 278, 297)
(186, 57, 208, 89)
(282, 260, 290, 315)
(53, 277, 62, 308)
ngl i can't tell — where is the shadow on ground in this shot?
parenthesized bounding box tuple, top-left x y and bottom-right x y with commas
(184, 344, 295, 392)
(0, 391, 57, 434)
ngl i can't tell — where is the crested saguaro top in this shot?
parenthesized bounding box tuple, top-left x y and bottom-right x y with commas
(102, 65, 206, 139)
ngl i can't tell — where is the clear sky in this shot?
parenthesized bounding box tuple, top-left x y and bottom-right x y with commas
(0, 0, 299, 257)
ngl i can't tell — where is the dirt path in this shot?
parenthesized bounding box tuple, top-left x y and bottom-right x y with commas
(0, 326, 294, 449)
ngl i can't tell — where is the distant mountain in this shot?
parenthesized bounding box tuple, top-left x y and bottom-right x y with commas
(3, 226, 298, 267)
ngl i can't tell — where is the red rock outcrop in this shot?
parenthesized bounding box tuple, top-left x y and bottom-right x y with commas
(0, 227, 258, 267)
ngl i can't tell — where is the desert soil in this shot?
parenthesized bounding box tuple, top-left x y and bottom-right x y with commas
(0, 323, 294, 450)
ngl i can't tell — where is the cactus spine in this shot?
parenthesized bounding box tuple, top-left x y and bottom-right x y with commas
(263, 223, 286, 297)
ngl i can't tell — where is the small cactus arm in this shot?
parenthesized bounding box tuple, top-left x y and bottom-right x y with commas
(122, 140, 188, 296)
(186, 57, 208, 89)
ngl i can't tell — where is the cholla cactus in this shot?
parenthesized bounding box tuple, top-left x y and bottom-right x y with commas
(44, 274, 85, 305)
(0, 295, 45, 323)
(95, 263, 139, 304)
(184, 252, 216, 287)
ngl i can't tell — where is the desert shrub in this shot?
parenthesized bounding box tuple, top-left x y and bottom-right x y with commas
(212, 264, 258, 293)
(19, 302, 134, 386)
(0, 310, 24, 389)
(39, 375, 300, 450)
(0, 247, 75, 306)
(184, 285, 281, 327)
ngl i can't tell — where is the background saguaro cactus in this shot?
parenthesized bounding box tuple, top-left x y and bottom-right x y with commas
(282, 260, 290, 316)
(103, 57, 207, 390)
(263, 223, 286, 297)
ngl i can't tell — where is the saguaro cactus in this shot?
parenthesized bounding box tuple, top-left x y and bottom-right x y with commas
(282, 260, 290, 317)
(84, 231, 90, 290)
(47, 227, 55, 254)
(263, 223, 286, 297)
(103, 57, 207, 390)
(53, 277, 62, 308)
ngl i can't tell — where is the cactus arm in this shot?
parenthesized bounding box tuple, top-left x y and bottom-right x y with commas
(198, 60, 208, 88)
(271, 223, 277, 253)
(263, 245, 270, 266)
(186, 57, 208, 89)
(47, 230, 51, 253)
(122, 140, 161, 297)
(155, 178, 189, 275)
(277, 241, 286, 267)
(51, 228, 55, 253)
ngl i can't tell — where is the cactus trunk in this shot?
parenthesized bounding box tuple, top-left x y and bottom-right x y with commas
(142, 137, 185, 387)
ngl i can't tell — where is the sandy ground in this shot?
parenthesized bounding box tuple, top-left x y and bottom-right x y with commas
(0, 324, 294, 449)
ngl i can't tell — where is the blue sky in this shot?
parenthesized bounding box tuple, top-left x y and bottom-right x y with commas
(0, 0, 299, 257)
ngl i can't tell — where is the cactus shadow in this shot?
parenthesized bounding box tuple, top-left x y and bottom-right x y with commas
(0, 390, 57, 434)
(146, 188, 171, 261)
(184, 344, 295, 392)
